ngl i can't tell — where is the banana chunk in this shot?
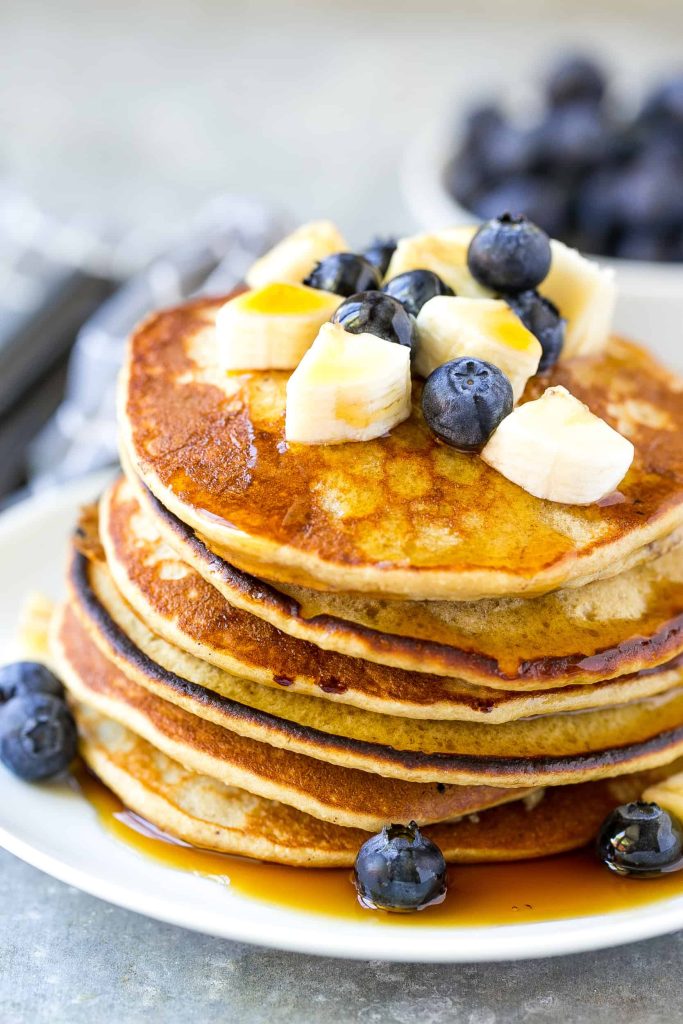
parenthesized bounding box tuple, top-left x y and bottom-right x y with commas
(285, 322, 411, 445)
(542, 240, 616, 358)
(385, 226, 492, 298)
(481, 385, 634, 505)
(246, 220, 348, 289)
(642, 773, 683, 820)
(415, 296, 542, 403)
(215, 283, 341, 371)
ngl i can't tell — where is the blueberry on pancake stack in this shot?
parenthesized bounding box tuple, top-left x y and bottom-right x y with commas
(44, 217, 683, 901)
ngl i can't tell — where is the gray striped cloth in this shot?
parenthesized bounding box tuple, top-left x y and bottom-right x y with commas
(28, 195, 286, 490)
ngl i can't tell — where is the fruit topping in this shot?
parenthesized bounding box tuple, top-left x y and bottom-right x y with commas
(422, 357, 513, 453)
(0, 661, 64, 703)
(304, 253, 381, 297)
(505, 290, 565, 372)
(383, 269, 454, 318)
(246, 220, 348, 289)
(0, 690, 77, 781)
(215, 283, 341, 371)
(415, 296, 541, 402)
(285, 322, 411, 445)
(362, 239, 397, 278)
(467, 214, 552, 293)
(596, 802, 683, 878)
(385, 227, 491, 298)
(331, 291, 417, 353)
(541, 239, 616, 357)
(353, 821, 447, 913)
(481, 385, 634, 505)
(545, 54, 607, 109)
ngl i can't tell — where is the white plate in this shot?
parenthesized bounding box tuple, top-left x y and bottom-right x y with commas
(2, 472, 683, 962)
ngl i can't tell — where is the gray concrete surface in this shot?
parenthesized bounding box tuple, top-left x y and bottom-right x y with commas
(1, 847, 682, 1023)
(3, 2, 683, 1020)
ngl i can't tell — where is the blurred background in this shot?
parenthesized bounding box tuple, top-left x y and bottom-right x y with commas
(0, 0, 682, 503)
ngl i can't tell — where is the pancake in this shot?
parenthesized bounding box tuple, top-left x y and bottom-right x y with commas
(121, 293, 683, 599)
(76, 702, 683, 866)
(53, 602, 534, 825)
(65, 545, 683, 786)
(110, 474, 683, 702)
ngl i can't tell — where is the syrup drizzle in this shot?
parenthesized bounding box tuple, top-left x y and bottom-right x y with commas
(75, 768, 683, 927)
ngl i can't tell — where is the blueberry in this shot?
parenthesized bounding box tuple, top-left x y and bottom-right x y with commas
(331, 291, 417, 352)
(383, 270, 454, 318)
(506, 290, 565, 372)
(468, 213, 552, 293)
(362, 239, 396, 278)
(422, 358, 513, 453)
(304, 253, 381, 298)
(353, 821, 447, 913)
(639, 75, 683, 132)
(614, 229, 672, 263)
(612, 156, 683, 233)
(532, 103, 609, 173)
(597, 802, 683, 878)
(461, 103, 506, 156)
(545, 54, 607, 108)
(471, 178, 570, 241)
(0, 662, 64, 704)
(0, 693, 77, 781)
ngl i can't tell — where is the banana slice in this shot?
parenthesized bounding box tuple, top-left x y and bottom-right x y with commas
(285, 322, 411, 445)
(385, 226, 492, 297)
(215, 283, 341, 371)
(642, 773, 683, 819)
(246, 220, 348, 289)
(415, 296, 542, 402)
(481, 385, 634, 505)
(541, 241, 616, 358)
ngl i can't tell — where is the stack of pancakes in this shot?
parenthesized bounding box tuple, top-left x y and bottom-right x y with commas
(50, 294, 683, 867)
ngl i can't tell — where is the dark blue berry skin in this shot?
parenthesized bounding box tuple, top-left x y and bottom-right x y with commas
(597, 802, 683, 878)
(506, 290, 565, 372)
(546, 54, 607, 109)
(354, 821, 447, 913)
(467, 214, 552, 294)
(0, 693, 77, 781)
(422, 358, 513, 453)
(383, 270, 454, 318)
(0, 662, 64, 704)
(304, 253, 381, 298)
(332, 292, 417, 353)
(471, 178, 570, 241)
(362, 240, 396, 279)
(532, 103, 608, 174)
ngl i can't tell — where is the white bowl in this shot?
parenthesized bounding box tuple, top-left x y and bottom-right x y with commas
(401, 122, 683, 372)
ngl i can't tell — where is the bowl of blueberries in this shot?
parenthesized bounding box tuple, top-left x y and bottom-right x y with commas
(401, 53, 683, 368)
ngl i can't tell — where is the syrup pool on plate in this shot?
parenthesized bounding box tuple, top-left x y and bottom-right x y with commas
(75, 768, 683, 927)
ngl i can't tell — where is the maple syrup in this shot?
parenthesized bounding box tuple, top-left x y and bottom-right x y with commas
(76, 768, 683, 927)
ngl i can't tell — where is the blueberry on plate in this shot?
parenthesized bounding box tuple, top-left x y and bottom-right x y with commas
(545, 53, 607, 109)
(362, 239, 396, 278)
(422, 358, 513, 453)
(304, 253, 381, 298)
(596, 801, 683, 878)
(0, 692, 77, 781)
(505, 290, 566, 372)
(354, 821, 447, 912)
(467, 213, 552, 293)
(332, 292, 417, 352)
(383, 270, 454, 318)
(0, 661, 64, 703)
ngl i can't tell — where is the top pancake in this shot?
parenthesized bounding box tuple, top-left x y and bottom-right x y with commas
(122, 294, 683, 600)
